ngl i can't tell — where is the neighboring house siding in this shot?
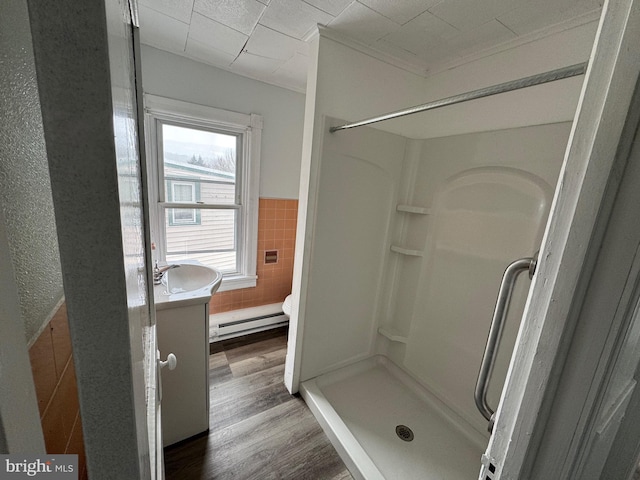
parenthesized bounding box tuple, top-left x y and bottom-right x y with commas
(164, 163, 237, 271)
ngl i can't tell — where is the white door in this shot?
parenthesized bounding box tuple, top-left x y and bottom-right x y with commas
(131, 11, 164, 480)
(482, 0, 640, 478)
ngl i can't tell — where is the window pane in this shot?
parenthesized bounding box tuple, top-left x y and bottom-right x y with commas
(165, 208, 237, 273)
(173, 183, 194, 202)
(172, 208, 196, 224)
(162, 123, 236, 205)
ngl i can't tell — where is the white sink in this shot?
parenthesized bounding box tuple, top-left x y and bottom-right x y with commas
(162, 264, 220, 294)
(154, 261, 222, 310)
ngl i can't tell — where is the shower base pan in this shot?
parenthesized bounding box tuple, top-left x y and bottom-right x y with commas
(300, 355, 485, 480)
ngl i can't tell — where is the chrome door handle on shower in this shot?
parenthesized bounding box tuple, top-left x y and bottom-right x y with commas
(474, 254, 537, 432)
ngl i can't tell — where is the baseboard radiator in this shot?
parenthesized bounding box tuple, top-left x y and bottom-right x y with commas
(209, 303, 289, 342)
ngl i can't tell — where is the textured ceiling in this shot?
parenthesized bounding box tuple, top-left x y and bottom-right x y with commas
(138, 0, 603, 93)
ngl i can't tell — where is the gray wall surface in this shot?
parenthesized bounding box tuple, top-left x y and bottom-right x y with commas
(0, 0, 64, 345)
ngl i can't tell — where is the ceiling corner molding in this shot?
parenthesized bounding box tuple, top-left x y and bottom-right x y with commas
(302, 25, 321, 43)
(316, 26, 430, 78)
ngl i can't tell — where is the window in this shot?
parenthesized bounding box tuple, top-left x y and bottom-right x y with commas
(168, 181, 199, 225)
(145, 95, 262, 291)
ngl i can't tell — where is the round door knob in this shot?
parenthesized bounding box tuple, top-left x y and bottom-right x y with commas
(159, 353, 177, 370)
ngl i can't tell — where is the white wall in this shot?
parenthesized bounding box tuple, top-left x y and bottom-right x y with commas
(299, 120, 407, 380)
(141, 45, 305, 199)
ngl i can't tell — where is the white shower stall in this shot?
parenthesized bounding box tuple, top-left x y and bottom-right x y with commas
(285, 17, 599, 480)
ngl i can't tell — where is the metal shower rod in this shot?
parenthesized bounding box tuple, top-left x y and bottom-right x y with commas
(329, 62, 588, 133)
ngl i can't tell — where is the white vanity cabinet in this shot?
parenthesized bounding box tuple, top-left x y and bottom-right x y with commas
(157, 301, 210, 446)
(153, 261, 222, 447)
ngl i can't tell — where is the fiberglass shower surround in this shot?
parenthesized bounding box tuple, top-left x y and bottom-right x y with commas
(291, 52, 585, 478)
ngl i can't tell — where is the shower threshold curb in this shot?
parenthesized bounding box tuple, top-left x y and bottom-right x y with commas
(301, 373, 384, 480)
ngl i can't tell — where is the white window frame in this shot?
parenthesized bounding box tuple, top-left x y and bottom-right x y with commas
(144, 94, 261, 291)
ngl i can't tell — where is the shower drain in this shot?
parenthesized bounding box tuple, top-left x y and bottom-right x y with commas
(395, 425, 414, 442)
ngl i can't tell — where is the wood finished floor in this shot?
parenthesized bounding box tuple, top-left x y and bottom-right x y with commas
(164, 327, 353, 480)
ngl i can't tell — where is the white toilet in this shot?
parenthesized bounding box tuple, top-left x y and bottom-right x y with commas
(282, 294, 292, 317)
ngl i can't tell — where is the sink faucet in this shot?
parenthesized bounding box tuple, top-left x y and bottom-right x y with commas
(153, 262, 180, 285)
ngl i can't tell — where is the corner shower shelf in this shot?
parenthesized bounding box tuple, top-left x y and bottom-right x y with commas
(396, 204, 431, 215)
(378, 327, 408, 344)
(390, 245, 423, 257)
